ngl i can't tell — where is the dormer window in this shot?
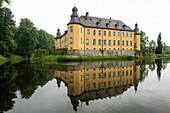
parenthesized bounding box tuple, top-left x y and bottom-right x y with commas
(123, 25, 126, 28)
(96, 22, 100, 26)
(106, 23, 110, 27)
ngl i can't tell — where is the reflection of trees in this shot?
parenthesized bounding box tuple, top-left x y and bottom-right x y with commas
(148, 63, 156, 71)
(0, 67, 17, 113)
(155, 59, 162, 80)
(140, 60, 149, 82)
(0, 63, 55, 112)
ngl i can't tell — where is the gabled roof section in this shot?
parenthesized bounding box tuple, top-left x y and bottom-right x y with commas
(79, 16, 133, 31)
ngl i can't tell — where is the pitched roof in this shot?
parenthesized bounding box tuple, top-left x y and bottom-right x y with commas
(78, 16, 132, 31)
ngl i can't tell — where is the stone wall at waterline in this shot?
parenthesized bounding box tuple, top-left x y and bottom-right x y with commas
(67, 50, 135, 56)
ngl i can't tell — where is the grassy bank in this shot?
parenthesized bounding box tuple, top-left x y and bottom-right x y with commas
(0, 55, 7, 66)
(139, 54, 170, 59)
(7, 54, 26, 65)
(30, 55, 137, 63)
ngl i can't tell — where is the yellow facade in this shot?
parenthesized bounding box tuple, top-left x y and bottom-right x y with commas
(55, 6, 140, 52)
(55, 25, 140, 51)
(55, 64, 140, 97)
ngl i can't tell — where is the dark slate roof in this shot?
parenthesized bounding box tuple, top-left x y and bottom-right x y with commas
(55, 30, 67, 39)
(78, 16, 132, 31)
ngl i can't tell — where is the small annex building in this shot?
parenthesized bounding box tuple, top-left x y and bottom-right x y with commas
(55, 6, 140, 56)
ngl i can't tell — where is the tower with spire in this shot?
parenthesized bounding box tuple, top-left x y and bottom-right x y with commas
(134, 23, 140, 50)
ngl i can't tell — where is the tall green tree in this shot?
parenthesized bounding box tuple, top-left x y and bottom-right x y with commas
(36, 29, 55, 49)
(0, 7, 17, 56)
(140, 31, 149, 55)
(155, 33, 162, 54)
(15, 18, 38, 58)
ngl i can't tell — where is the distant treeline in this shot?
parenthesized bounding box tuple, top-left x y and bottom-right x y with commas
(0, 6, 55, 58)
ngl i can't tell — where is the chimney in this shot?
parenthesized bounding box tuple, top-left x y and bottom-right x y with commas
(86, 12, 89, 20)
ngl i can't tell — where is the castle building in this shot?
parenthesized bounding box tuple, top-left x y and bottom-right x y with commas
(55, 6, 140, 56)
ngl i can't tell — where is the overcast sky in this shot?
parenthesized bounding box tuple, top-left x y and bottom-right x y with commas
(4, 0, 170, 45)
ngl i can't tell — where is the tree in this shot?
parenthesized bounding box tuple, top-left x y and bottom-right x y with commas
(0, 7, 17, 56)
(140, 31, 149, 55)
(0, 0, 11, 7)
(15, 18, 38, 58)
(36, 29, 55, 49)
(155, 33, 162, 54)
(149, 40, 156, 49)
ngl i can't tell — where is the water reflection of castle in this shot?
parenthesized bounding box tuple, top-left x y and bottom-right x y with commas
(55, 61, 140, 111)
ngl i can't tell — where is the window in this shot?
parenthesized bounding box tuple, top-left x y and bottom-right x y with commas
(122, 71, 124, 76)
(122, 32, 124, 37)
(118, 48, 119, 50)
(113, 48, 115, 50)
(98, 82, 101, 88)
(86, 73, 89, 80)
(98, 73, 101, 79)
(81, 28, 82, 33)
(104, 31, 106, 36)
(93, 83, 96, 88)
(126, 41, 128, 46)
(118, 32, 120, 37)
(93, 39, 96, 45)
(98, 39, 101, 45)
(87, 84, 90, 89)
(93, 73, 96, 79)
(104, 48, 106, 50)
(70, 76, 73, 83)
(134, 36, 136, 39)
(122, 79, 124, 84)
(104, 72, 106, 78)
(117, 71, 120, 77)
(99, 30, 101, 36)
(113, 80, 115, 85)
(86, 39, 89, 45)
(86, 48, 88, 50)
(122, 48, 124, 50)
(130, 41, 132, 46)
(122, 40, 124, 46)
(81, 75, 82, 81)
(109, 31, 111, 36)
(113, 40, 116, 46)
(93, 30, 96, 35)
(130, 70, 132, 75)
(104, 82, 106, 87)
(113, 32, 116, 36)
(104, 40, 106, 45)
(126, 70, 128, 76)
(118, 40, 120, 46)
(109, 72, 111, 77)
(126, 79, 128, 84)
(126, 32, 128, 37)
(70, 47, 72, 50)
(81, 38, 82, 44)
(87, 29, 90, 35)
(130, 33, 132, 37)
(113, 71, 115, 77)
(70, 37, 73, 44)
(109, 40, 111, 45)
(134, 43, 136, 48)
(70, 26, 73, 32)
(93, 48, 96, 50)
(108, 81, 111, 86)
(109, 48, 111, 50)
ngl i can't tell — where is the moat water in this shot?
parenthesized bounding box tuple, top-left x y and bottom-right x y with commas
(0, 59, 170, 113)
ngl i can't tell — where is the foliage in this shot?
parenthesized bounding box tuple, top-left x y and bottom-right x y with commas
(0, 55, 7, 65)
(155, 33, 162, 54)
(149, 40, 156, 49)
(0, 7, 17, 56)
(140, 31, 149, 56)
(0, 0, 11, 7)
(15, 18, 38, 58)
(36, 29, 55, 49)
(31, 55, 136, 63)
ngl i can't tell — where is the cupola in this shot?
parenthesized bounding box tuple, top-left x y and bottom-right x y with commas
(134, 23, 140, 35)
(70, 6, 79, 23)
